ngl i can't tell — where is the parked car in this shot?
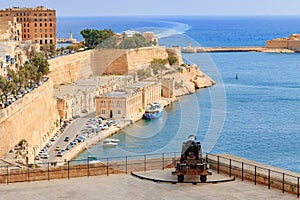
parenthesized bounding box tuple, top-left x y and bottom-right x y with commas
(56, 151, 63, 157)
(41, 154, 49, 159)
(64, 136, 70, 142)
(55, 146, 61, 151)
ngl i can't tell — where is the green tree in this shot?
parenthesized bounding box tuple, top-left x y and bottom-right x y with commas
(41, 43, 57, 58)
(80, 29, 114, 49)
(168, 56, 178, 65)
(0, 76, 15, 102)
(30, 53, 50, 76)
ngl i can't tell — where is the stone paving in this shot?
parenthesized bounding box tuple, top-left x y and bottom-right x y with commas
(0, 169, 297, 200)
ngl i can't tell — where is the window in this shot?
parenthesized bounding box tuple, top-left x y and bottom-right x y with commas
(24, 23, 26, 27)
(45, 23, 47, 27)
(101, 100, 106, 106)
(40, 23, 42, 26)
(34, 19, 37, 21)
(27, 23, 29, 27)
(117, 101, 122, 107)
(24, 34, 26, 38)
(101, 110, 106, 114)
(117, 110, 121, 114)
(50, 23, 52, 27)
(45, 34, 47, 38)
(34, 29, 37, 33)
(50, 34, 52, 37)
(50, 39, 53, 44)
(24, 29, 26, 33)
(50, 28, 52, 32)
(45, 29, 47, 32)
(40, 29, 42, 32)
(27, 34, 29, 38)
(40, 40, 42, 45)
(35, 34, 37, 38)
(109, 100, 113, 106)
(49, 18, 52, 21)
(35, 23, 37, 27)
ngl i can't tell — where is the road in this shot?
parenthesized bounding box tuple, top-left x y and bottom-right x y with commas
(36, 117, 90, 164)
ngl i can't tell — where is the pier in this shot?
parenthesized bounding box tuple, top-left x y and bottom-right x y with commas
(182, 45, 295, 53)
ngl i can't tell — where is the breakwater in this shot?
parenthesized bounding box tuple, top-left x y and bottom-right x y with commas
(182, 46, 295, 53)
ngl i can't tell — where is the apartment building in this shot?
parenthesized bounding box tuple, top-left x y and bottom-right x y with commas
(0, 6, 56, 45)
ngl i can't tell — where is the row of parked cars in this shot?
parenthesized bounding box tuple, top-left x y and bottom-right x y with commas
(35, 119, 70, 161)
(0, 77, 48, 109)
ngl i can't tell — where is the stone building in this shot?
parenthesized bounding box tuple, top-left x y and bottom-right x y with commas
(266, 34, 300, 51)
(95, 90, 143, 121)
(95, 81, 161, 121)
(126, 81, 161, 109)
(0, 17, 24, 76)
(0, 6, 56, 45)
(143, 32, 158, 45)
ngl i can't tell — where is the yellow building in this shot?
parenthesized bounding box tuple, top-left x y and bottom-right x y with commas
(95, 81, 161, 121)
(126, 81, 161, 109)
(95, 90, 143, 121)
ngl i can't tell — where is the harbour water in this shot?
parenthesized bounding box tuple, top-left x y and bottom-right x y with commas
(59, 16, 300, 173)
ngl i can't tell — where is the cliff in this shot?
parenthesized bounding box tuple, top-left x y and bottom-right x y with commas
(162, 65, 215, 97)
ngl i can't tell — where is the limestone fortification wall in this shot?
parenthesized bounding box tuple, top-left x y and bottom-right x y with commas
(48, 50, 93, 86)
(48, 47, 170, 85)
(126, 46, 169, 71)
(0, 79, 60, 159)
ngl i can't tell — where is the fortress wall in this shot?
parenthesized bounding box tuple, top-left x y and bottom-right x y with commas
(90, 49, 128, 75)
(126, 46, 169, 71)
(266, 40, 288, 49)
(287, 40, 300, 52)
(48, 50, 92, 86)
(0, 79, 60, 159)
(166, 46, 184, 65)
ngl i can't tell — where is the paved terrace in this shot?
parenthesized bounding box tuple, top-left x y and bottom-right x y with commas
(0, 169, 296, 200)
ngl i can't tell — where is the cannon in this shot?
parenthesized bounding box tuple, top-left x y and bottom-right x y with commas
(172, 135, 212, 182)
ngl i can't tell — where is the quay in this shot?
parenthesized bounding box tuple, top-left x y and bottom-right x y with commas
(182, 46, 295, 53)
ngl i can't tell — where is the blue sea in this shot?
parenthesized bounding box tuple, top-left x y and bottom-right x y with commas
(57, 16, 300, 173)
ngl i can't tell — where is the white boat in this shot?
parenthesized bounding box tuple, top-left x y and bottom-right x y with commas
(103, 142, 118, 147)
(103, 138, 120, 143)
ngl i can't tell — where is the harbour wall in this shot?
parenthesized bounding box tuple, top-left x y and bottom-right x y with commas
(182, 46, 295, 53)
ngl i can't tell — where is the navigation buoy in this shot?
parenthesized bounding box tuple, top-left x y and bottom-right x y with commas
(235, 74, 238, 80)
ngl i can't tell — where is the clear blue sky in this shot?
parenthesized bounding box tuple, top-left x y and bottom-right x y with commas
(1, 0, 300, 16)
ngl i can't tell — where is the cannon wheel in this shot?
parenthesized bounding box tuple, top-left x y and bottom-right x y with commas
(178, 175, 184, 183)
(200, 175, 207, 182)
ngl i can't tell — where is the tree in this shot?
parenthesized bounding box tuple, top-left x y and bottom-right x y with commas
(80, 29, 114, 49)
(168, 56, 178, 65)
(41, 43, 57, 58)
(30, 52, 50, 76)
(0, 76, 15, 102)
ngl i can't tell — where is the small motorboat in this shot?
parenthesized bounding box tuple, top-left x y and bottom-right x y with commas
(103, 138, 120, 143)
(103, 141, 118, 147)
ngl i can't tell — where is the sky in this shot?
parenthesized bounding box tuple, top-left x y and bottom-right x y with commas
(1, 0, 300, 16)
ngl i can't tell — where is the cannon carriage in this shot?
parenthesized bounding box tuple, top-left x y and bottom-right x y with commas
(172, 135, 212, 182)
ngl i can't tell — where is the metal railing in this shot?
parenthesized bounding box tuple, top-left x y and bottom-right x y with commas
(0, 152, 179, 184)
(207, 154, 300, 198)
(0, 152, 299, 198)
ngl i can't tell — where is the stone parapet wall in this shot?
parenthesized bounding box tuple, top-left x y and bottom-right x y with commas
(0, 80, 60, 160)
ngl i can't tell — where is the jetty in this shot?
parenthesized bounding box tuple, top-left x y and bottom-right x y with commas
(182, 44, 295, 53)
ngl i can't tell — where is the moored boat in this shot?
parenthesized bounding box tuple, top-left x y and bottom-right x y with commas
(143, 102, 163, 119)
